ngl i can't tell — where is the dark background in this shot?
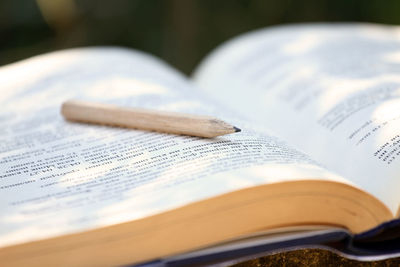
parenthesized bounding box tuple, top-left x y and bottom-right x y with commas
(2, 0, 400, 75)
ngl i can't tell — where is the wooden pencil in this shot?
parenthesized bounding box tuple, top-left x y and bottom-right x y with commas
(61, 100, 241, 138)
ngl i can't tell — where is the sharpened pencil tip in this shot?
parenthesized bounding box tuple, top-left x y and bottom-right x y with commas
(233, 126, 241, 133)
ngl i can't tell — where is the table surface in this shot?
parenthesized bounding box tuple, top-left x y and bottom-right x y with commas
(230, 249, 400, 266)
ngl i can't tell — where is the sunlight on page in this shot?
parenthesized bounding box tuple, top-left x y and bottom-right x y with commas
(259, 65, 317, 103)
(0, 225, 57, 247)
(10, 87, 76, 113)
(94, 162, 340, 227)
(84, 77, 169, 99)
(159, 100, 205, 112)
(0, 52, 82, 104)
(245, 163, 350, 185)
(372, 99, 400, 122)
(315, 77, 378, 114)
(360, 24, 400, 41)
(95, 151, 227, 224)
(282, 33, 321, 54)
(382, 51, 400, 63)
(372, 99, 400, 144)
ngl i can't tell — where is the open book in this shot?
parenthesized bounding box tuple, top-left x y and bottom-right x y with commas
(1, 23, 400, 267)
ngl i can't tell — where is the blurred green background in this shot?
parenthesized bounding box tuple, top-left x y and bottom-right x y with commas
(1, 0, 400, 75)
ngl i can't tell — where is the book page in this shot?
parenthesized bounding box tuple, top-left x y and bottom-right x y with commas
(0, 48, 340, 247)
(194, 23, 400, 214)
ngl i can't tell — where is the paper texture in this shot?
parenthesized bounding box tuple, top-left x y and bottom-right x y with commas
(194, 23, 400, 213)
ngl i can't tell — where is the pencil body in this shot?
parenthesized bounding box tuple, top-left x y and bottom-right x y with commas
(61, 100, 240, 138)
